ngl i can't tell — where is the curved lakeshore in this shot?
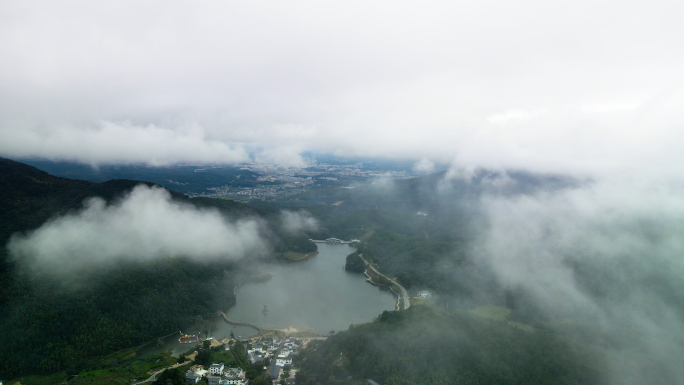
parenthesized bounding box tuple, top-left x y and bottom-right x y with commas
(277, 249, 319, 262)
(216, 243, 396, 339)
(139, 244, 396, 356)
(359, 253, 410, 311)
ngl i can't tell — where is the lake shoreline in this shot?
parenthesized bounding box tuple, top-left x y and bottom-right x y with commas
(276, 249, 320, 262)
(364, 269, 403, 311)
(222, 244, 395, 337)
(138, 244, 394, 358)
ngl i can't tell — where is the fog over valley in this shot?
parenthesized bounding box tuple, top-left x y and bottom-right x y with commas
(1, 1, 683, 384)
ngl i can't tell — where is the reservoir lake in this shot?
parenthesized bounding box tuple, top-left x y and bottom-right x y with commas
(146, 243, 396, 356)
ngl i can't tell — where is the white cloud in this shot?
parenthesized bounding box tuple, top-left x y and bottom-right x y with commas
(0, 1, 682, 179)
(8, 185, 267, 274)
(0, 121, 250, 166)
(486, 109, 547, 124)
(413, 158, 435, 174)
(254, 145, 308, 168)
(280, 210, 319, 233)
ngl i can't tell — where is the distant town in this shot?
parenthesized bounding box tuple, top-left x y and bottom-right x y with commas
(192, 160, 425, 199)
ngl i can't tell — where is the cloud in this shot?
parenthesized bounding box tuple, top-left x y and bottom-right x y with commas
(413, 158, 435, 174)
(485, 108, 547, 124)
(0, 1, 683, 178)
(280, 210, 319, 234)
(254, 145, 309, 168)
(8, 185, 267, 274)
(0, 121, 250, 166)
(473, 180, 684, 383)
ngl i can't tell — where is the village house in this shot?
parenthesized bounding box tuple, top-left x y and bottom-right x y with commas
(270, 365, 282, 380)
(276, 354, 293, 366)
(209, 362, 224, 375)
(224, 367, 247, 385)
(184, 372, 201, 384)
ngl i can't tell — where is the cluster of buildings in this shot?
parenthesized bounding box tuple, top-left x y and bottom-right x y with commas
(183, 336, 303, 385)
(204, 182, 307, 199)
(248, 336, 301, 383)
(185, 363, 247, 385)
(247, 162, 364, 178)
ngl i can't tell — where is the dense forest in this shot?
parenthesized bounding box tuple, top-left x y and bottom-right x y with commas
(0, 157, 316, 379)
(0, 258, 237, 376)
(353, 230, 471, 293)
(5, 157, 678, 384)
(296, 306, 606, 385)
(305, 170, 684, 385)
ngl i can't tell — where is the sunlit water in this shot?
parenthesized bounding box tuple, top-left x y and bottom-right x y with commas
(142, 243, 395, 356)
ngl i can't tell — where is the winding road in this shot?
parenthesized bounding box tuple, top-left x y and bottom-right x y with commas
(358, 254, 410, 310)
(132, 359, 194, 384)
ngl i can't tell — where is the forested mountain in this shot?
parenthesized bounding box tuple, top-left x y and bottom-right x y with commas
(298, 169, 683, 385)
(297, 306, 605, 385)
(3, 157, 680, 384)
(0, 157, 314, 379)
(14, 158, 268, 195)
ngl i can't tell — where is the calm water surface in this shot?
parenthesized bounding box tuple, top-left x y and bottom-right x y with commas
(222, 243, 395, 334)
(144, 243, 395, 356)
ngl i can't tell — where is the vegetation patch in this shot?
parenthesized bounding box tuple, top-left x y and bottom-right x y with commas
(296, 306, 606, 385)
(278, 250, 318, 262)
(409, 296, 435, 307)
(4, 372, 68, 385)
(471, 305, 512, 321)
(507, 320, 536, 332)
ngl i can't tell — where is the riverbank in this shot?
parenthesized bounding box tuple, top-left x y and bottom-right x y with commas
(364, 269, 403, 310)
(359, 254, 410, 311)
(277, 250, 319, 262)
(218, 311, 328, 339)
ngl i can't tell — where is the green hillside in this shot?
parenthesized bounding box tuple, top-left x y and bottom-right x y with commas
(0, 157, 314, 379)
(297, 306, 606, 385)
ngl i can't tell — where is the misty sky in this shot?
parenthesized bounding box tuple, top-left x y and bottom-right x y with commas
(1, 0, 683, 180)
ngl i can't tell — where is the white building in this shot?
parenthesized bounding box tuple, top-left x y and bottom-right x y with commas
(209, 362, 224, 375)
(225, 367, 246, 384)
(276, 354, 293, 366)
(224, 376, 248, 385)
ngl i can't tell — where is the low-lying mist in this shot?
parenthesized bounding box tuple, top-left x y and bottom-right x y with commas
(8, 184, 267, 275)
(474, 179, 684, 384)
(280, 209, 319, 234)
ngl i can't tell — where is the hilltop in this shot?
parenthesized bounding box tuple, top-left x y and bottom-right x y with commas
(0, 157, 315, 379)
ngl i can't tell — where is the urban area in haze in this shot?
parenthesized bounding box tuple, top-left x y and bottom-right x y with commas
(1, 1, 684, 385)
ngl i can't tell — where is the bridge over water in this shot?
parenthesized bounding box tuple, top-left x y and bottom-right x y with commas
(309, 238, 353, 244)
(217, 311, 276, 332)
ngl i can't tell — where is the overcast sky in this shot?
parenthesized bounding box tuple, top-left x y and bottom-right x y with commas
(1, 0, 683, 179)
